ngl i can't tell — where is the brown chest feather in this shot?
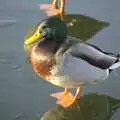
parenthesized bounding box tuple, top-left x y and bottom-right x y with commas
(29, 40, 60, 79)
(30, 53, 55, 79)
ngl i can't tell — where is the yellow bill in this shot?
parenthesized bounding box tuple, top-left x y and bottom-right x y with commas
(24, 30, 42, 46)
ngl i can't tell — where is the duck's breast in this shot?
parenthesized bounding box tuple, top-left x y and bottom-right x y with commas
(30, 46, 56, 79)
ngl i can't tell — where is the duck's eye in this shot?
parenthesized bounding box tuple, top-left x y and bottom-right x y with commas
(40, 28, 52, 37)
(44, 28, 51, 34)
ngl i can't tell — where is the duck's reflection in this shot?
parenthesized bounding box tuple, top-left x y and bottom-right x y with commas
(41, 93, 120, 120)
(64, 14, 110, 40)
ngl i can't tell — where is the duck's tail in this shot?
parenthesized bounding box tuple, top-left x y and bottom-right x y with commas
(109, 53, 120, 70)
(110, 61, 120, 70)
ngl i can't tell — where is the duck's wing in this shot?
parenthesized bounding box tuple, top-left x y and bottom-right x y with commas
(70, 43, 117, 69)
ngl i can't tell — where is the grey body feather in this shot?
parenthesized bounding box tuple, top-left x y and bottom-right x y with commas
(49, 39, 120, 88)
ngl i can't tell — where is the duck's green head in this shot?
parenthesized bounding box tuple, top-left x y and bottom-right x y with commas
(24, 16, 67, 47)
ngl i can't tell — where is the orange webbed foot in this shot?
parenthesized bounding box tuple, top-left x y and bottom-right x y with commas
(56, 93, 75, 108)
(50, 88, 74, 108)
(50, 87, 81, 108)
(50, 90, 73, 100)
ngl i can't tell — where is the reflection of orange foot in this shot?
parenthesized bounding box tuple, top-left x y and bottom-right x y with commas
(40, 4, 62, 17)
(40, 4, 55, 10)
(39, 0, 64, 20)
(45, 8, 61, 16)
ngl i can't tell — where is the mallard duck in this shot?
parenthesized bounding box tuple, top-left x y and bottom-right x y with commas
(24, 16, 120, 108)
(40, 0, 65, 20)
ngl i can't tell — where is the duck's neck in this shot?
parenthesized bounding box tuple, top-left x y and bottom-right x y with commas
(37, 38, 63, 56)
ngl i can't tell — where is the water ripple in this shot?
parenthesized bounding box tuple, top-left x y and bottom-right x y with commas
(0, 19, 17, 28)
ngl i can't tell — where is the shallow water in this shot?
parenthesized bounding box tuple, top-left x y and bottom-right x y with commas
(0, 0, 120, 120)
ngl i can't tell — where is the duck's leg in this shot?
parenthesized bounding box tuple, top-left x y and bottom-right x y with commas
(56, 87, 81, 108)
